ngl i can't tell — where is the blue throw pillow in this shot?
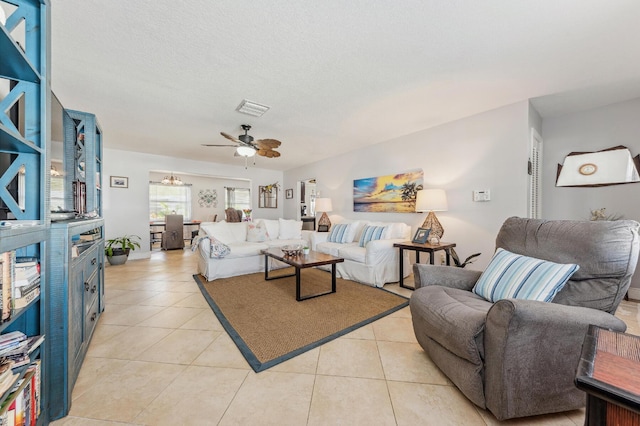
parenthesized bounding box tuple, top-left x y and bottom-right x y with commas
(358, 225, 387, 247)
(472, 248, 578, 302)
(327, 223, 352, 243)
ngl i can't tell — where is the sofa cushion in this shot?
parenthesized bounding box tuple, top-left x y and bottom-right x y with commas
(327, 223, 352, 243)
(359, 225, 387, 247)
(224, 242, 268, 259)
(317, 241, 357, 257)
(247, 221, 269, 242)
(278, 218, 303, 239)
(411, 286, 491, 365)
(337, 244, 366, 263)
(472, 248, 579, 303)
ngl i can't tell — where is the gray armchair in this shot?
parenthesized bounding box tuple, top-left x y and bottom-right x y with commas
(410, 217, 639, 421)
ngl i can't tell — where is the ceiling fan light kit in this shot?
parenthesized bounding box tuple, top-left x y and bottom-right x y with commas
(236, 146, 257, 157)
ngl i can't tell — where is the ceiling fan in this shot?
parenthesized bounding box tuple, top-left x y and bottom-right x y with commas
(202, 124, 282, 159)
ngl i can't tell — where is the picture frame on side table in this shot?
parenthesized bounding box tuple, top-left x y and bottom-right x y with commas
(110, 176, 129, 188)
(285, 188, 293, 199)
(412, 227, 431, 244)
(317, 224, 330, 232)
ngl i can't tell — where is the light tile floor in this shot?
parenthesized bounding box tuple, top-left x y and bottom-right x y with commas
(51, 249, 640, 426)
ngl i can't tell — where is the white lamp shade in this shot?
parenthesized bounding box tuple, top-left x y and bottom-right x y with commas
(236, 146, 257, 157)
(415, 189, 448, 212)
(315, 198, 333, 212)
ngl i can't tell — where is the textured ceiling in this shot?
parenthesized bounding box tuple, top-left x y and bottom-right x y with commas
(49, 0, 640, 171)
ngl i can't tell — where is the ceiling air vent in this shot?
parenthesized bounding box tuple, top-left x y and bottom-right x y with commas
(236, 99, 270, 117)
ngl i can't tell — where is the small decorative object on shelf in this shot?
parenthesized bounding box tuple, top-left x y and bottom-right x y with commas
(412, 227, 431, 244)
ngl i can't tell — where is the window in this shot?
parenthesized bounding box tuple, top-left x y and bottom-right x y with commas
(225, 187, 251, 210)
(149, 182, 192, 221)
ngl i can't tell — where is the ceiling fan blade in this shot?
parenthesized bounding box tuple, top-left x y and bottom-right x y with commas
(201, 144, 237, 147)
(220, 132, 241, 143)
(257, 149, 280, 158)
(256, 138, 282, 149)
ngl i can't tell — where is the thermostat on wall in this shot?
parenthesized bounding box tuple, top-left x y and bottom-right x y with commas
(473, 190, 491, 202)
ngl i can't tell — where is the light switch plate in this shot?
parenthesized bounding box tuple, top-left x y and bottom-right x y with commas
(473, 190, 491, 202)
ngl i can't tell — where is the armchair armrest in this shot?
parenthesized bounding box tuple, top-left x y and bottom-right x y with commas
(412, 263, 481, 290)
(484, 299, 626, 420)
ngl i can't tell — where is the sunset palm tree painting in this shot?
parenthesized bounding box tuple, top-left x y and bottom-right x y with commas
(353, 170, 424, 212)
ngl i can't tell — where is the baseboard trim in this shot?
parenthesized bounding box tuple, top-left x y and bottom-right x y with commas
(628, 287, 640, 302)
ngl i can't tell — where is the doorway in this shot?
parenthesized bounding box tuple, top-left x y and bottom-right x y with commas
(299, 178, 316, 229)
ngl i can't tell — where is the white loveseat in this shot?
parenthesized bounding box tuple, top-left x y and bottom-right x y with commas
(308, 218, 411, 287)
(196, 219, 307, 281)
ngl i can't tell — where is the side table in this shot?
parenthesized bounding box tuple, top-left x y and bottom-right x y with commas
(393, 241, 456, 289)
(575, 325, 640, 426)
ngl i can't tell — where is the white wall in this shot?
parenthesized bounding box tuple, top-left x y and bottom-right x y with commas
(284, 101, 533, 270)
(103, 149, 283, 259)
(542, 97, 640, 294)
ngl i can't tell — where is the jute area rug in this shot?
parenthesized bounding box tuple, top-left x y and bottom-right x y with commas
(193, 268, 409, 372)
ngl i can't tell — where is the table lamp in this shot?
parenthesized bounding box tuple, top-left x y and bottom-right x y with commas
(415, 189, 448, 244)
(315, 198, 333, 232)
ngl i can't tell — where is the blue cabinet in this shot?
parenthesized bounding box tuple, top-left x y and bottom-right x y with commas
(0, 0, 50, 423)
(63, 110, 103, 216)
(48, 219, 104, 421)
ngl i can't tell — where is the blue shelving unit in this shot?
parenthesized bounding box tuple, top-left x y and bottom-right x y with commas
(0, 0, 50, 424)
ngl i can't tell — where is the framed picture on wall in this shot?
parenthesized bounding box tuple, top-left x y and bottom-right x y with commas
(110, 176, 128, 188)
(285, 188, 293, 199)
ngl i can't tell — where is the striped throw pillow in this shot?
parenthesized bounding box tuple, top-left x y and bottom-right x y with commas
(472, 248, 579, 302)
(359, 225, 387, 247)
(327, 223, 352, 243)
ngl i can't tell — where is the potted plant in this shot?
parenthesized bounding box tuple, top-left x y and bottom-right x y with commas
(450, 248, 481, 268)
(105, 234, 141, 265)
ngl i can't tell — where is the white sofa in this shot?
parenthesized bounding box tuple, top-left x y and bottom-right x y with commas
(196, 218, 308, 281)
(308, 218, 411, 287)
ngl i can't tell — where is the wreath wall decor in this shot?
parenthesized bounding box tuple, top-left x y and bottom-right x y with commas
(198, 189, 218, 208)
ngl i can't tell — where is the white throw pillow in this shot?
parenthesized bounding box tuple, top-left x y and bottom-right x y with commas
(472, 248, 579, 303)
(206, 221, 235, 245)
(261, 219, 280, 241)
(246, 221, 269, 242)
(278, 218, 303, 240)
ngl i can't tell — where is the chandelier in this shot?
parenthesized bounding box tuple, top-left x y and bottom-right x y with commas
(161, 172, 184, 185)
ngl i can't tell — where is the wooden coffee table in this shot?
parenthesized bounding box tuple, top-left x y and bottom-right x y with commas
(261, 248, 344, 301)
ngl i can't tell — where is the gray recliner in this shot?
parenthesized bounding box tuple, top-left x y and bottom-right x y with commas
(410, 217, 639, 421)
